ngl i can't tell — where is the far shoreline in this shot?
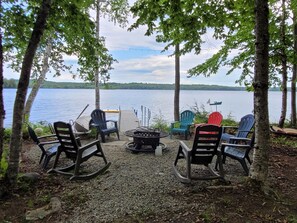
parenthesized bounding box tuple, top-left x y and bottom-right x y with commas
(3, 79, 283, 91)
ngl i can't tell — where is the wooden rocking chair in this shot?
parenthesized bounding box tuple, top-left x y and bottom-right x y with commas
(48, 121, 111, 180)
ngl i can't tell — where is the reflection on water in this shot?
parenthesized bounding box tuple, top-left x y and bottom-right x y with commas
(4, 88, 284, 127)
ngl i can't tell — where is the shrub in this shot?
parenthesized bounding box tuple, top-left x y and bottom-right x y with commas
(3, 128, 12, 143)
(190, 102, 209, 124)
(0, 146, 9, 176)
(151, 111, 169, 132)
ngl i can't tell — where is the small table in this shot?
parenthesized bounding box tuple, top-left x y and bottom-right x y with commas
(124, 127, 168, 153)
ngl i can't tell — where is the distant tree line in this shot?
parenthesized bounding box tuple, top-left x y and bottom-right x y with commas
(4, 78, 284, 91)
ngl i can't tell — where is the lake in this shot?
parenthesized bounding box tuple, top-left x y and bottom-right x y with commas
(3, 88, 285, 127)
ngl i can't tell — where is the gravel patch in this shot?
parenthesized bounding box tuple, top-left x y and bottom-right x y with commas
(24, 134, 248, 222)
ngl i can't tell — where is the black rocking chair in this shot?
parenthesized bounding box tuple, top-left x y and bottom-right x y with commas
(173, 124, 225, 183)
(48, 121, 111, 180)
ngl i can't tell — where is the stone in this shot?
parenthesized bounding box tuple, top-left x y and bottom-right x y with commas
(26, 197, 61, 221)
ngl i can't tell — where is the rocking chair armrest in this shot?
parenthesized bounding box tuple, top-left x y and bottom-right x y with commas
(38, 134, 57, 139)
(79, 139, 101, 152)
(179, 141, 191, 153)
(39, 140, 59, 146)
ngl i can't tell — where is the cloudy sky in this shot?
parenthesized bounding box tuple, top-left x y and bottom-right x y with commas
(4, 2, 242, 87)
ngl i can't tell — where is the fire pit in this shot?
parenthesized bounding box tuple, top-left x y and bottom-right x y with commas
(124, 127, 168, 153)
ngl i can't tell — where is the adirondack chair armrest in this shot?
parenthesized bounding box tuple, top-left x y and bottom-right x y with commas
(171, 121, 180, 128)
(229, 136, 251, 143)
(221, 143, 251, 152)
(106, 120, 117, 123)
(237, 130, 253, 134)
(106, 120, 118, 128)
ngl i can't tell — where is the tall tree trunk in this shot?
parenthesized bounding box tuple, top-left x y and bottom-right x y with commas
(95, 0, 101, 109)
(24, 39, 52, 121)
(250, 0, 270, 185)
(0, 0, 4, 162)
(278, 0, 288, 128)
(6, 0, 52, 186)
(174, 44, 180, 122)
(291, 11, 297, 128)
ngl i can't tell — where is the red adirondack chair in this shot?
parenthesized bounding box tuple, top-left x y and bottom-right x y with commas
(207, 111, 223, 126)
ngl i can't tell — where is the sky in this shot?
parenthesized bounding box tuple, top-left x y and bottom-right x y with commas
(4, 2, 242, 87)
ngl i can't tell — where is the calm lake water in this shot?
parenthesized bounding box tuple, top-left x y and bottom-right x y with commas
(3, 88, 285, 127)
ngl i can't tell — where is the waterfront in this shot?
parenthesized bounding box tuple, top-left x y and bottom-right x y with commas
(4, 88, 285, 127)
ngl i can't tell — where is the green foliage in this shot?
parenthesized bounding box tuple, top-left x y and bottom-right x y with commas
(272, 135, 297, 149)
(26, 122, 53, 136)
(151, 111, 170, 132)
(0, 146, 9, 176)
(2, 0, 128, 84)
(3, 128, 12, 143)
(4, 79, 248, 90)
(190, 102, 209, 124)
(221, 113, 237, 126)
(3, 78, 18, 88)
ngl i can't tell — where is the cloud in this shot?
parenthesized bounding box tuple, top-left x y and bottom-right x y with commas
(3, 2, 241, 86)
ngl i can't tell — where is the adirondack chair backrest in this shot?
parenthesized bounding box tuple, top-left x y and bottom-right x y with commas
(236, 114, 255, 138)
(28, 125, 41, 145)
(191, 124, 222, 165)
(91, 109, 108, 130)
(54, 121, 80, 160)
(180, 110, 195, 128)
(208, 112, 223, 126)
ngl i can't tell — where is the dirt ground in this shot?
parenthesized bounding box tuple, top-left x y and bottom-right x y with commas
(0, 134, 297, 223)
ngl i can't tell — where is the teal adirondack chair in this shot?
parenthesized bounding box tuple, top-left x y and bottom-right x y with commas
(170, 110, 195, 140)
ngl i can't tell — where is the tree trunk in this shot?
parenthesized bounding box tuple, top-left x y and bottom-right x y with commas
(291, 11, 297, 128)
(250, 0, 270, 185)
(278, 0, 288, 128)
(0, 0, 4, 162)
(95, 0, 101, 109)
(6, 0, 52, 186)
(174, 44, 180, 122)
(24, 39, 52, 121)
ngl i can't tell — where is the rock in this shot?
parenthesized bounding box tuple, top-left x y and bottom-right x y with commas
(26, 197, 61, 221)
(19, 172, 41, 183)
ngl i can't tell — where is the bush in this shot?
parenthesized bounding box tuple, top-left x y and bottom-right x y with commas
(151, 111, 169, 132)
(221, 113, 237, 126)
(190, 102, 209, 124)
(0, 146, 9, 176)
(3, 128, 12, 143)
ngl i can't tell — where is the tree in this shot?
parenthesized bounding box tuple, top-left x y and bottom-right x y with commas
(291, 1, 297, 127)
(278, 0, 289, 128)
(24, 38, 53, 120)
(174, 44, 180, 121)
(6, 0, 52, 186)
(250, 0, 270, 184)
(3, 0, 117, 121)
(0, 0, 4, 163)
(187, 1, 296, 128)
(130, 0, 209, 121)
(93, 0, 129, 109)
